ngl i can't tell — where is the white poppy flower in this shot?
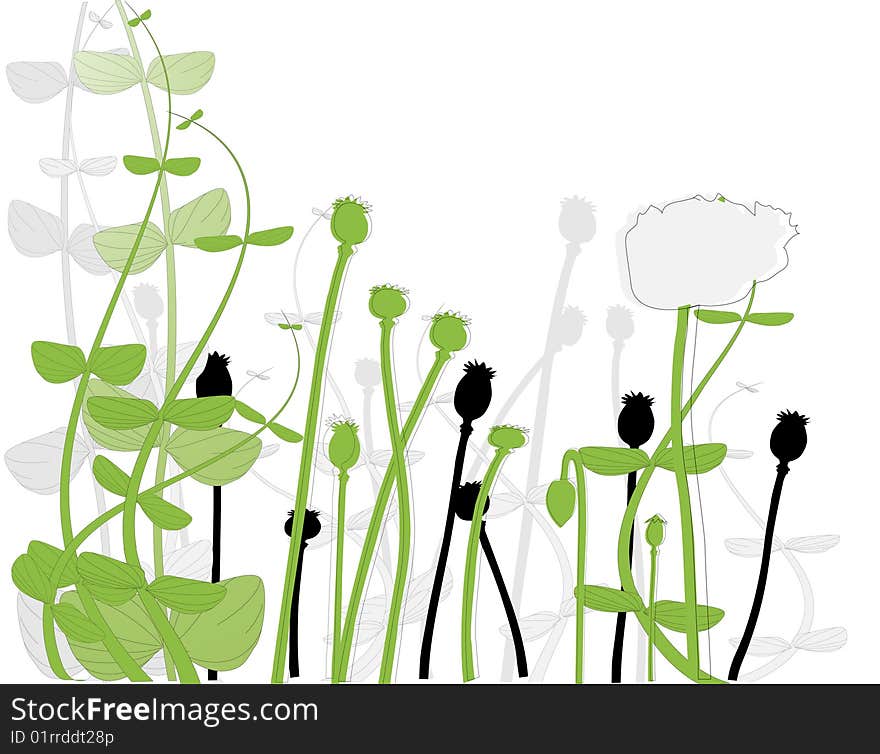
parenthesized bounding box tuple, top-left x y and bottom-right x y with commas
(624, 194, 797, 310)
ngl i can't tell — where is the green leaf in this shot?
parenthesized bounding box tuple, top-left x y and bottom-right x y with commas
(51, 603, 104, 644)
(73, 51, 141, 95)
(60, 592, 160, 680)
(82, 380, 161, 452)
(138, 493, 192, 531)
(576, 585, 644, 613)
(86, 396, 158, 430)
(245, 226, 294, 246)
(91, 455, 131, 496)
(91, 344, 147, 385)
(746, 312, 794, 326)
(168, 188, 231, 247)
(268, 422, 303, 443)
(545, 479, 575, 527)
(163, 396, 234, 430)
(87, 584, 138, 606)
(27, 541, 78, 588)
(128, 17, 140, 27)
(123, 155, 160, 175)
(148, 576, 225, 614)
(171, 575, 264, 671)
(578, 446, 651, 476)
(146, 52, 215, 95)
(655, 443, 727, 474)
(234, 400, 266, 425)
(93, 222, 167, 275)
(163, 157, 201, 177)
(31, 341, 86, 384)
(166, 427, 262, 485)
(176, 109, 204, 130)
(194, 234, 243, 252)
(278, 323, 302, 330)
(12, 554, 53, 602)
(77, 552, 145, 590)
(695, 309, 741, 325)
(140, 9, 152, 21)
(653, 600, 725, 632)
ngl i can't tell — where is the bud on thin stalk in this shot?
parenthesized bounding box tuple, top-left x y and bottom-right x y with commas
(645, 514, 666, 682)
(284, 509, 322, 678)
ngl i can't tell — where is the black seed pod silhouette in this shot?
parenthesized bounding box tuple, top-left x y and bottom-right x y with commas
(617, 391, 655, 449)
(284, 509, 322, 541)
(454, 361, 495, 424)
(196, 352, 233, 398)
(770, 410, 809, 465)
(453, 481, 491, 521)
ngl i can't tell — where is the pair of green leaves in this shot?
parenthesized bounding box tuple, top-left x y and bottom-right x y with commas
(31, 342, 146, 386)
(88, 394, 235, 431)
(127, 8, 152, 26)
(74, 51, 215, 96)
(194, 226, 294, 252)
(574, 585, 724, 632)
(12, 540, 83, 604)
(695, 310, 794, 326)
(123, 154, 201, 177)
(577, 443, 726, 477)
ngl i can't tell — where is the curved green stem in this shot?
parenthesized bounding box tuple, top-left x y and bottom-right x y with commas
(335, 349, 451, 682)
(42, 606, 74, 681)
(462, 446, 512, 681)
(138, 590, 199, 683)
(561, 449, 587, 684)
(377, 319, 411, 684)
(331, 471, 349, 683)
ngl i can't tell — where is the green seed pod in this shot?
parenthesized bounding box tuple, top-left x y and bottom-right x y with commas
(645, 514, 666, 548)
(369, 284, 409, 320)
(546, 478, 576, 527)
(430, 311, 470, 353)
(328, 418, 360, 473)
(488, 424, 528, 451)
(331, 196, 371, 246)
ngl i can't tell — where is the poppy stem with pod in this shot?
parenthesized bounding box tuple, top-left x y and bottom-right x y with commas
(284, 509, 322, 679)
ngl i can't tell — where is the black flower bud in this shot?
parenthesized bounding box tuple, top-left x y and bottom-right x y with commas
(617, 391, 655, 449)
(284, 509, 322, 541)
(453, 481, 491, 521)
(454, 361, 495, 424)
(196, 352, 233, 398)
(770, 410, 809, 466)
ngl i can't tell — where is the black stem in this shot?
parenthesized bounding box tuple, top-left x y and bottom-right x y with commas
(289, 541, 307, 678)
(419, 421, 473, 679)
(611, 469, 637, 683)
(728, 462, 790, 681)
(480, 522, 528, 678)
(208, 484, 222, 681)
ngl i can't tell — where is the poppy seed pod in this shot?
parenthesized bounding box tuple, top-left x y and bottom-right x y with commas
(132, 283, 163, 321)
(558, 196, 596, 244)
(606, 305, 634, 342)
(617, 391, 655, 449)
(488, 424, 528, 451)
(430, 311, 470, 353)
(328, 418, 360, 473)
(354, 358, 381, 388)
(368, 284, 409, 320)
(770, 410, 809, 465)
(331, 196, 371, 247)
(555, 306, 586, 349)
(285, 509, 322, 541)
(453, 481, 490, 521)
(545, 478, 576, 527)
(645, 514, 666, 548)
(196, 352, 233, 398)
(454, 360, 495, 424)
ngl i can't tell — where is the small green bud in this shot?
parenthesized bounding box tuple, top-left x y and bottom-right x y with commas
(488, 424, 528, 451)
(545, 478, 575, 527)
(645, 514, 666, 548)
(331, 196, 371, 246)
(430, 311, 470, 353)
(369, 284, 409, 320)
(328, 418, 360, 473)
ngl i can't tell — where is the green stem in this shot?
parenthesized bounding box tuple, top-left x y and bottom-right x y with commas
(648, 545, 658, 682)
(138, 590, 199, 683)
(42, 605, 74, 681)
(561, 449, 587, 684)
(461, 446, 512, 682)
(331, 471, 349, 683)
(377, 319, 411, 684)
(335, 350, 451, 682)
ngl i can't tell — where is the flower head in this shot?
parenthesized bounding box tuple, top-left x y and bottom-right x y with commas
(645, 514, 667, 548)
(331, 196, 371, 247)
(133, 283, 163, 321)
(624, 194, 797, 309)
(770, 409, 809, 465)
(606, 305, 634, 341)
(559, 196, 596, 244)
(488, 424, 529, 451)
(195, 351, 232, 398)
(554, 306, 586, 349)
(617, 391, 655, 449)
(430, 310, 470, 353)
(327, 417, 361, 473)
(285, 509, 322, 541)
(369, 284, 409, 320)
(453, 481, 491, 521)
(454, 360, 495, 423)
(354, 358, 381, 388)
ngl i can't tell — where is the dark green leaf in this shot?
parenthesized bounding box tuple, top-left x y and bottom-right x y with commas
(746, 312, 794, 326)
(91, 455, 131, 496)
(245, 226, 294, 246)
(128, 17, 140, 27)
(138, 493, 192, 531)
(146, 52, 215, 95)
(578, 446, 651, 476)
(163, 396, 234, 430)
(695, 309, 741, 325)
(193, 234, 243, 252)
(166, 427, 262, 485)
(163, 157, 201, 177)
(122, 155, 160, 175)
(653, 600, 725, 632)
(51, 603, 104, 643)
(27, 541, 77, 588)
(655, 443, 727, 474)
(87, 583, 138, 606)
(93, 222, 167, 275)
(91, 343, 147, 385)
(148, 576, 225, 614)
(168, 189, 231, 247)
(82, 380, 161, 452)
(576, 585, 644, 613)
(73, 52, 141, 95)
(268, 422, 303, 443)
(234, 400, 266, 424)
(140, 9, 152, 20)
(176, 120, 191, 130)
(77, 552, 145, 590)
(12, 554, 53, 602)
(31, 341, 86, 384)
(86, 396, 158, 430)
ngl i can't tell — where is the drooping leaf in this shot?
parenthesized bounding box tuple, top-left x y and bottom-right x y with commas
(138, 493, 192, 531)
(576, 585, 643, 613)
(5, 428, 89, 494)
(146, 52, 215, 95)
(73, 51, 141, 94)
(653, 601, 724, 632)
(147, 576, 225, 614)
(91, 455, 131, 497)
(655, 443, 727, 474)
(171, 575, 264, 671)
(6, 61, 67, 103)
(163, 396, 234, 430)
(8, 200, 63, 257)
(91, 344, 148, 385)
(77, 552, 145, 590)
(746, 312, 794, 326)
(122, 155, 161, 175)
(68, 224, 111, 275)
(168, 188, 231, 247)
(234, 400, 266, 424)
(166, 427, 262, 485)
(93, 222, 167, 274)
(578, 446, 651, 476)
(268, 422, 303, 443)
(31, 341, 86, 384)
(82, 380, 160, 452)
(51, 603, 104, 644)
(245, 226, 294, 246)
(163, 157, 201, 177)
(695, 309, 741, 324)
(28, 541, 78, 588)
(194, 234, 243, 252)
(12, 554, 53, 602)
(86, 396, 158, 430)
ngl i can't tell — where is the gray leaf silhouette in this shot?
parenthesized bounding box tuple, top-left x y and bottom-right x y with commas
(8, 200, 63, 257)
(307, 518, 338, 550)
(68, 224, 110, 275)
(725, 537, 782, 558)
(402, 567, 452, 624)
(784, 535, 840, 554)
(725, 449, 754, 460)
(258, 443, 280, 459)
(346, 504, 397, 532)
(728, 635, 791, 656)
(558, 597, 596, 618)
(327, 596, 385, 646)
(78, 156, 117, 176)
(500, 611, 559, 642)
(6, 428, 89, 494)
(39, 158, 77, 177)
(18, 593, 84, 678)
(6, 61, 67, 103)
(142, 540, 213, 583)
(793, 628, 847, 652)
(484, 492, 524, 519)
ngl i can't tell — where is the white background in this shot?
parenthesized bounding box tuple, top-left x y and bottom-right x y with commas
(1, 0, 877, 684)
